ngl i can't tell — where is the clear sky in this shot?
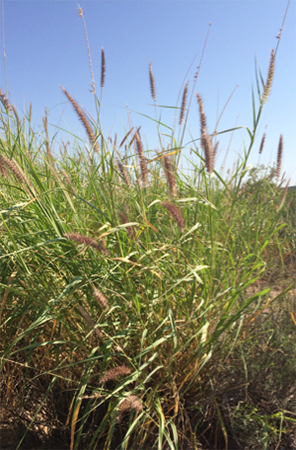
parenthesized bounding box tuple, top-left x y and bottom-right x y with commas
(1, 0, 295, 184)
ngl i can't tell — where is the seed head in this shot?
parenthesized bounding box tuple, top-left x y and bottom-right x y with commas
(65, 232, 109, 255)
(135, 132, 148, 186)
(116, 395, 143, 422)
(179, 82, 188, 125)
(259, 133, 266, 154)
(93, 288, 109, 309)
(60, 86, 100, 153)
(161, 202, 184, 232)
(101, 47, 105, 88)
(149, 61, 156, 102)
(163, 155, 177, 197)
(262, 49, 275, 104)
(276, 134, 283, 181)
(117, 159, 132, 188)
(100, 366, 131, 384)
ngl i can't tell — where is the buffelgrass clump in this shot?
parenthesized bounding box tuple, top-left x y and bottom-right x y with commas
(1, 3, 295, 450)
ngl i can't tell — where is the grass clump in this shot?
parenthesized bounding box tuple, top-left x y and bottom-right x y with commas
(0, 3, 296, 450)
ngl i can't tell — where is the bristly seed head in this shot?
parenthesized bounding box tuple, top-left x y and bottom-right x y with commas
(196, 93, 213, 173)
(100, 366, 131, 384)
(77, 305, 103, 338)
(163, 155, 177, 197)
(135, 132, 148, 186)
(60, 86, 100, 153)
(78, 5, 83, 17)
(262, 49, 275, 104)
(117, 159, 132, 188)
(259, 133, 266, 154)
(149, 61, 156, 102)
(93, 288, 109, 309)
(118, 210, 136, 239)
(116, 395, 143, 422)
(179, 81, 188, 125)
(161, 202, 184, 232)
(101, 47, 105, 88)
(0, 89, 12, 111)
(65, 232, 109, 255)
(276, 134, 283, 181)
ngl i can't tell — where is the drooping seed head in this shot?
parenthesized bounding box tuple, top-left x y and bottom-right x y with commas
(60, 86, 100, 153)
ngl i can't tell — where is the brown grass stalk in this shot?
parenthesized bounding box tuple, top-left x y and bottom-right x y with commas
(78, 5, 96, 94)
(119, 127, 134, 148)
(60, 86, 100, 153)
(161, 202, 184, 231)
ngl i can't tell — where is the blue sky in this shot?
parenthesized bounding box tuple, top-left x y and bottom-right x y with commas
(1, 0, 296, 184)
